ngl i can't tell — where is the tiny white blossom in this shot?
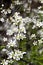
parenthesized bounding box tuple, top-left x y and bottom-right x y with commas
(7, 50, 26, 61)
(3, 37, 7, 42)
(33, 41, 37, 46)
(37, 29, 43, 38)
(7, 51, 14, 59)
(39, 48, 43, 54)
(2, 4, 4, 7)
(36, 21, 43, 27)
(38, 39, 43, 44)
(38, 6, 42, 9)
(0, 18, 4, 22)
(7, 39, 17, 48)
(11, 23, 18, 32)
(32, 25, 36, 29)
(7, 9, 11, 14)
(19, 23, 26, 33)
(6, 29, 14, 35)
(2, 49, 7, 52)
(13, 50, 26, 61)
(1, 9, 5, 13)
(10, 4, 14, 9)
(16, 33, 26, 40)
(30, 34, 36, 39)
(1, 59, 9, 65)
(38, 10, 43, 14)
(40, 0, 43, 3)
(10, 17, 15, 22)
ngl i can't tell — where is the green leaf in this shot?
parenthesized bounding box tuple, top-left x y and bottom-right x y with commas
(19, 39, 27, 51)
(0, 46, 5, 50)
(18, 60, 27, 65)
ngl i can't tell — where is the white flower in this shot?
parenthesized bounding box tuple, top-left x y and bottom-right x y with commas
(9, 59, 14, 64)
(13, 12, 23, 22)
(1, 59, 9, 65)
(2, 49, 7, 52)
(4, 10, 7, 15)
(7, 51, 14, 59)
(10, 17, 15, 22)
(16, 33, 26, 40)
(23, 17, 31, 23)
(10, 4, 14, 9)
(6, 29, 14, 35)
(0, 18, 4, 22)
(19, 23, 26, 33)
(13, 50, 26, 61)
(30, 34, 36, 39)
(14, 12, 20, 18)
(32, 25, 36, 29)
(1, 49, 8, 54)
(7, 39, 17, 48)
(7, 50, 26, 61)
(7, 9, 11, 14)
(38, 39, 43, 44)
(33, 41, 37, 46)
(40, 0, 43, 3)
(11, 23, 18, 32)
(38, 10, 43, 14)
(36, 21, 43, 27)
(39, 48, 43, 54)
(38, 6, 42, 9)
(37, 29, 43, 38)
(2, 4, 4, 7)
(1, 9, 5, 13)
(3, 37, 7, 42)
(6, 24, 18, 36)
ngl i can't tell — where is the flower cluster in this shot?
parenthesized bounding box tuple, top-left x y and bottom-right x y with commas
(0, 0, 43, 65)
(0, 2, 28, 64)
